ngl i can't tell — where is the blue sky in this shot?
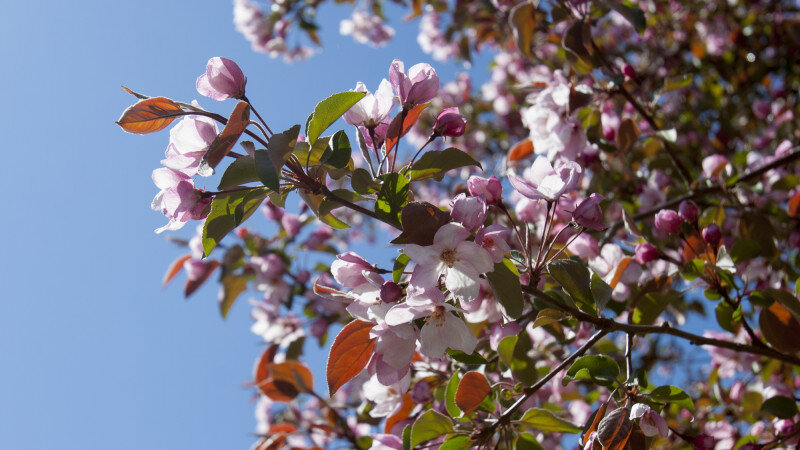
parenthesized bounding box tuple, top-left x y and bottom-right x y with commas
(0, 1, 489, 448)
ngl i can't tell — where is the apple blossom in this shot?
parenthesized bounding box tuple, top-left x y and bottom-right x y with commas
(468, 176, 502, 204)
(196, 57, 247, 100)
(631, 403, 669, 437)
(679, 200, 699, 223)
(451, 193, 487, 232)
(343, 80, 395, 128)
(389, 59, 439, 108)
(150, 168, 211, 233)
(572, 193, 607, 230)
(509, 156, 582, 202)
(475, 225, 512, 263)
(402, 223, 494, 302)
(162, 115, 218, 176)
(635, 243, 659, 264)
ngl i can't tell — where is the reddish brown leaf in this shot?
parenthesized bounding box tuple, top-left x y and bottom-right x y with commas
(760, 301, 800, 353)
(390, 202, 452, 246)
(455, 371, 491, 415)
(581, 401, 610, 446)
(616, 119, 639, 153)
(116, 97, 182, 134)
(198, 101, 251, 176)
(183, 260, 220, 297)
(254, 345, 279, 393)
(162, 254, 191, 286)
(385, 393, 414, 433)
(507, 138, 534, 162)
(596, 407, 632, 450)
(682, 234, 714, 264)
(327, 320, 376, 396)
(788, 191, 800, 218)
(261, 361, 314, 401)
(385, 103, 429, 154)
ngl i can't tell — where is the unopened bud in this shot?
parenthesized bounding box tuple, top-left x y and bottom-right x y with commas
(702, 224, 721, 247)
(380, 281, 402, 303)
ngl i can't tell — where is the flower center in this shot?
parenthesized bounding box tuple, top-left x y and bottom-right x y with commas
(440, 248, 457, 267)
(425, 305, 446, 328)
(483, 236, 495, 247)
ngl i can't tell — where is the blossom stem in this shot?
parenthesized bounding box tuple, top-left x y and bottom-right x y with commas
(599, 146, 800, 244)
(404, 134, 436, 173)
(476, 329, 610, 445)
(499, 203, 530, 269)
(389, 108, 409, 173)
(522, 285, 800, 367)
(242, 96, 274, 136)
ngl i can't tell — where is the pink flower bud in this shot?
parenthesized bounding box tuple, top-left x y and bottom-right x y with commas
(702, 224, 721, 247)
(654, 209, 682, 234)
(196, 57, 247, 101)
(679, 200, 699, 223)
(572, 194, 607, 231)
(433, 107, 467, 137)
(467, 176, 502, 204)
(262, 199, 284, 221)
(728, 381, 744, 402)
(331, 252, 375, 288)
(623, 64, 636, 79)
(451, 193, 487, 232)
(635, 243, 659, 264)
(380, 281, 403, 303)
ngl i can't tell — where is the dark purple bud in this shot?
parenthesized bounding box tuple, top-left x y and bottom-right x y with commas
(678, 200, 698, 224)
(622, 64, 636, 79)
(654, 209, 682, 234)
(433, 107, 467, 137)
(635, 243, 659, 264)
(380, 281, 403, 303)
(702, 224, 721, 247)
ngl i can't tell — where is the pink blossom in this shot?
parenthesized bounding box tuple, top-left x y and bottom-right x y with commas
(468, 176, 502, 204)
(343, 80, 395, 128)
(509, 156, 582, 202)
(572, 193, 607, 230)
(339, 10, 394, 47)
(369, 434, 403, 450)
(196, 57, 246, 100)
(162, 115, 218, 176)
(630, 403, 669, 437)
(433, 107, 467, 137)
(389, 59, 439, 108)
(410, 381, 432, 404)
(150, 168, 211, 233)
(654, 209, 682, 234)
(303, 226, 334, 250)
(280, 213, 302, 237)
(635, 243, 659, 264)
(402, 223, 494, 302)
(475, 225, 512, 263)
(451, 193, 487, 232)
(702, 154, 729, 178)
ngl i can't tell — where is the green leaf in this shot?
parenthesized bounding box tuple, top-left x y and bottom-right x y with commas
(326, 130, 352, 169)
(760, 395, 798, 419)
(485, 259, 524, 319)
(497, 335, 517, 368)
(445, 372, 462, 418)
(351, 168, 378, 195)
(632, 292, 673, 325)
(650, 385, 694, 411)
(730, 238, 760, 263)
(254, 125, 300, 191)
(375, 173, 410, 228)
(219, 275, 247, 318)
(306, 91, 365, 145)
(446, 349, 489, 365)
(517, 408, 582, 433)
(563, 355, 620, 387)
(591, 273, 612, 312)
(715, 301, 735, 333)
(393, 253, 410, 283)
(408, 147, 482, 182)
(548, 259, 595, 315)
(319, 189, 364, 217)
(439, 435, 472, 450)
(532, 308, 565, 328)
(511, 334, 537, 385)
(515, 432, 545, 450)
(410, 410, 453, 448)
(738, 212, 777, 258)
(217, 155, 258, 189)
(402, 424, 412, 450)
(663, 74, 692, 92)
(202, 189, 268, 256)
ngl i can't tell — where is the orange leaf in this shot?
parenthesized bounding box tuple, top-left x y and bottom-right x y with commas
(198, 101, 251, 176)
(595, 407, 632, 450)
(116, 97, 182, 134)
(385, 393, 414, 433)
(327, 320, 376, 396)
(608, 257, 632, 289)
(682, 234, 714, 264)
(455, 371, 491, 415)
(760, 302, 800, 353)
(507, 138, 534, 162)
(162, 254, 191, 286)
(788, 191, 800, 218)
(581, 400, 610, 446)
(184, 260, 220, 297)
(385, 103, 429, 155)
(261, 361, 314, 401)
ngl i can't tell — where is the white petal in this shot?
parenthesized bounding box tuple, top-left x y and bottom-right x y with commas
(419, 322, 448, 359)
(442, 314, 477, 355)
(432, 223, 470, 250)
(446, 265, 480, 302)
(456, 241, 495, 274)
(403, 244, 440, 267)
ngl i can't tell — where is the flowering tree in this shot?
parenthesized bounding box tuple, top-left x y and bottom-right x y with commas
(117, 0, 800, 448)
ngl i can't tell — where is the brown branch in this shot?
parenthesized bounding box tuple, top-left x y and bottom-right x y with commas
(319, 185, 402, 230)
(522, 286, 800, 367)
(600, 146, 800, 244)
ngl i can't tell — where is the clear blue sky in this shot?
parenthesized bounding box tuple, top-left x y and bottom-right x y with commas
(0, 1, 488, 448)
